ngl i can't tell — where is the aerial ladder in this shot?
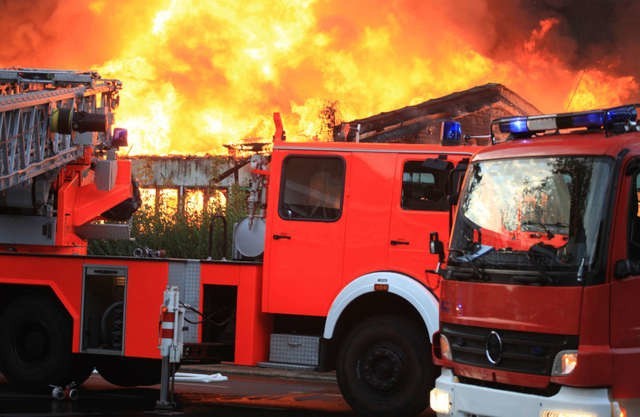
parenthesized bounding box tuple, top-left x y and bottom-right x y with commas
(0, 69, 180, 397)
(0, 68, 137, 254)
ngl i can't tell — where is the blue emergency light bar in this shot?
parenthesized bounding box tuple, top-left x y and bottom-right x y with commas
(492, 104, 640, 140)
(440, 120, 462, 146)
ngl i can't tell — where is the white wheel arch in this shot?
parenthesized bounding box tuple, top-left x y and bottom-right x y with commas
(323, 271, 439, 341)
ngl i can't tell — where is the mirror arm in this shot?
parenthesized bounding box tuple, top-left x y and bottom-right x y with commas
(614, 259, 638, 278)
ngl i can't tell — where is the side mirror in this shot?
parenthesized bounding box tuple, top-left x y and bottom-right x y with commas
(614, 259, 640, 278)
(430, 232, 445, 263)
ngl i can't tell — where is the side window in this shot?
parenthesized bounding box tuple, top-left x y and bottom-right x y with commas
(279, 156, 345, 221)
(628, 172, 640, 261)
(401, 161, 448, 211)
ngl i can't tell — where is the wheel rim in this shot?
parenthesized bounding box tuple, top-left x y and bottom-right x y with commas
(358, 343, 405, 392)
(16, 321, 50, 363)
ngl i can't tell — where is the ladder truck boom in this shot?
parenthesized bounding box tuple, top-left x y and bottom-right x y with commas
(0, 68, 135, 254)
(0, 68, 122, 191)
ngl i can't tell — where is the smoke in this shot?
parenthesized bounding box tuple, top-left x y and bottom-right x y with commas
(0, 0, 58, 64)
(533, 0, 640, 76)
(0, 0, 155, 69)
(441, 0, 640, 80)
(2, 0, 638, 87)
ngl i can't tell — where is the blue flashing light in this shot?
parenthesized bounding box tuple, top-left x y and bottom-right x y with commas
(604, 105, 637, 126)
(441, 120, 462, 146)
(569, 112, 603, 128)
(499, 117, 527, 134)
(492, 104, 639, 142)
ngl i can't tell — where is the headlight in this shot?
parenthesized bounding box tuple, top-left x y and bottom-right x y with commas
(440, 334, 452, 361)
(551, 350, 578, 376)
(430, 388, 451, 414)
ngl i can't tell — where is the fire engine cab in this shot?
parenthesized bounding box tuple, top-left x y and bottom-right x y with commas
(429, 105, 640, 417)
(0, 68, 486, 417)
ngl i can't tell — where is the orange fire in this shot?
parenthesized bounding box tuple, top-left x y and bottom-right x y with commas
(2, 0, 639, 155)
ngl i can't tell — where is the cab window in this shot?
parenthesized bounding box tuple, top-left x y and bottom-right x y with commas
(401, 161, 448, 211)
(279, 156, 345, 221)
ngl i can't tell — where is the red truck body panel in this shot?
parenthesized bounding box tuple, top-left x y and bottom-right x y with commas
(263, 141, 475, 316)
(0, 254, 169, 358)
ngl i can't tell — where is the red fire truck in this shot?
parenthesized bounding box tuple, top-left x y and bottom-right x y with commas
(0, 68, 485, 417)
(429, 105, 640, 417)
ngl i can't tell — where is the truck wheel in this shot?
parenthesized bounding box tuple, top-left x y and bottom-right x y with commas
(97, 357, 162, 387)
(336, 314, 434, 417)
(0, 294, 78, 390)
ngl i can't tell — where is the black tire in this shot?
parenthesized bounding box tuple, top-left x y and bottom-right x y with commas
(336, 315, 435, 417)
(96, 357, 162, 387)
(0, 294, 84, 391)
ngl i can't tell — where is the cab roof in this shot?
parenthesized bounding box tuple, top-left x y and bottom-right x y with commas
(274, 138, 484, 156)
(474, 130, 640, 161)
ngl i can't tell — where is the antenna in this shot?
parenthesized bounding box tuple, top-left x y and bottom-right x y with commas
(565, 70, 584, 111)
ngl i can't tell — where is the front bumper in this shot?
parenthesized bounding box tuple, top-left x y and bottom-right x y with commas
(430, 368, 614, 417)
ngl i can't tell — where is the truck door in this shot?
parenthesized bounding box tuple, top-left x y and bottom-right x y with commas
(263, 154, 347, 316)
(388, 155, 453, 291)
(611, 166, 640, 392)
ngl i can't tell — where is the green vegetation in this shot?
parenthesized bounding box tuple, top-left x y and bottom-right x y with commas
(88, 184, 248, 260)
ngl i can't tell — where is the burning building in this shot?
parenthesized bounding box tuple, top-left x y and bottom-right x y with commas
(333, 83, 539, 143)
(129, 143, 270, 216)
(130, 82, 539, 215)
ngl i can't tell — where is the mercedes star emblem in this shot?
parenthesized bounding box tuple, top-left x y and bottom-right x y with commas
(485, 330, 503, 365)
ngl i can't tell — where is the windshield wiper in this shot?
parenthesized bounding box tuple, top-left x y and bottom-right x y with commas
(528, 242, 565, 266)
(455, 244, 494, 262)
(449, 245, 494, 281)
(521, 221, 555, 239)
(521, 221, 570, 239)
(526, 243, 562, 285)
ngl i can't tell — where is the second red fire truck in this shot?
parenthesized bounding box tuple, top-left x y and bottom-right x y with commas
(429, 105, 640, 417)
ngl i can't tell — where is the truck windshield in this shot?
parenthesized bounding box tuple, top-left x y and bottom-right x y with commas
(448, 156, 613, 285)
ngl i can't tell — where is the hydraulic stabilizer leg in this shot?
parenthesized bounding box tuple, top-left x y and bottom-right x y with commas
(155, 286, 185, 412)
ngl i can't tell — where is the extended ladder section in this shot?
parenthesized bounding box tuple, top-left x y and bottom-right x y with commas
(0, 68, 122, 191)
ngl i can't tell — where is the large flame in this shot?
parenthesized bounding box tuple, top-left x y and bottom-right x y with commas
(2, 0, 639, 155)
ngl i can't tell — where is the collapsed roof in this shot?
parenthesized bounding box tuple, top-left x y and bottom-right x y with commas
(333, 83, 540, 143)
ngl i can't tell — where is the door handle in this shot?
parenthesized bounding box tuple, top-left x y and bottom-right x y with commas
(390, 240, 410, 246)
(273, 234, 291, 240)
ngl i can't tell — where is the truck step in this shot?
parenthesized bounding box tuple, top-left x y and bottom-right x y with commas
(257, 361, 316, 371)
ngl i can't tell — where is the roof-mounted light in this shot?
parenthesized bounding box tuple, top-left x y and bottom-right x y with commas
(499, 117, 528, 134)
(440, 120, 462, 146)
(492, 104, 639, 141)
(605, 106, 637, 130)
(568, 112, 602, 129)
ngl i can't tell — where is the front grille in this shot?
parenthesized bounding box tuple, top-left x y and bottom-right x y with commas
(441, 323, 578, 375)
